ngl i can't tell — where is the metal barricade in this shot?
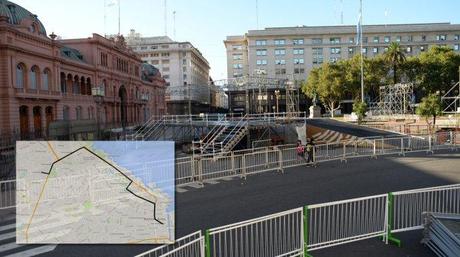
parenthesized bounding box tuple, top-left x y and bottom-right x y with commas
(307, 194, 388, 251)
(243, 149, 281, 175)
(0, 179, 16, 210)
(206, 207, 304, 257)
(134, 231, 204, 257)
(391, 184, 460, 233)
(200, 154, 242, 181)
(176, 157, 194, 185)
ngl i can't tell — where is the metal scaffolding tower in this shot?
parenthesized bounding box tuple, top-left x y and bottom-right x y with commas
(369, 83, 414, 115)
(441, 82, 460, 114)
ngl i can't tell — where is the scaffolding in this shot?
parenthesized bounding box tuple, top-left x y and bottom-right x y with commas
(441, 82, 460, 114)
(368, 83, 414, 115)
(214, 75, 300, 114)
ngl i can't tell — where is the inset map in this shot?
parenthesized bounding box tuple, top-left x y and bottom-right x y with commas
(16, 141, 175, 244)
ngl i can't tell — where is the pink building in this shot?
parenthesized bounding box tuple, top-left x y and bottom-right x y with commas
(0, 0, 166, 139)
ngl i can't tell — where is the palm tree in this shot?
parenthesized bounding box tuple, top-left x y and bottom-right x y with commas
(384, 42, 406, 84)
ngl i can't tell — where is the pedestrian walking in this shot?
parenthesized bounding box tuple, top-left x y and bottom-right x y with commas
(306, 138, 315, 165)
(296, 140, 306, 161)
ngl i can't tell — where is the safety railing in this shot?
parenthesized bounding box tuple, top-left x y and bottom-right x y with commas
(306, 194, 388, 250)
(0, 179, 16, 210)
(135, 183, 460, 257)
(206, 207, 304, 257)
(134, 231, 204, 257)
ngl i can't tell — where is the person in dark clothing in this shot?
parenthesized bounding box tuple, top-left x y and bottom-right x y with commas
(306, 138, 315, 164)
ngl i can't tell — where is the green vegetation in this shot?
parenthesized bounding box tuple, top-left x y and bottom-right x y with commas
(301, 45, 460, 116)
(416, 93, 442, 134)
(352, 101, 368, 124)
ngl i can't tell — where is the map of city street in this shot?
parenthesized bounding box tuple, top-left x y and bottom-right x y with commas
(16, 141, 175, 244)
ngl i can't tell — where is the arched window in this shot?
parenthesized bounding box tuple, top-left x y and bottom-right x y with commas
(76, 106, 82, 120)
(42, 69, 50, 90)
(63, 106, 70, 120)
(60, 72, 66, 93)
(73, 75, 80, 94)
(16, 63, 25, 88)
(29, 66, 40, 89)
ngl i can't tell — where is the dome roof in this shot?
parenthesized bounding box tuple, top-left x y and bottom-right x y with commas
(0, 0, 47, 36)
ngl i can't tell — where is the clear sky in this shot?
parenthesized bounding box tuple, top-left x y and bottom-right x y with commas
(12, 0, 460, 80)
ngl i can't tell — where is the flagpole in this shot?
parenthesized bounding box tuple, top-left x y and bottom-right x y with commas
(118, 0, 121, 35)
(360, 0, 364, 103)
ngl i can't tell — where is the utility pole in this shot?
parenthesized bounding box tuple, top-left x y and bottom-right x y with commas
(173, 10, 176, 39)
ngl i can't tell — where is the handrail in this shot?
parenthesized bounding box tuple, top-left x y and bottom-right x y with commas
(216, 113, 249, 151)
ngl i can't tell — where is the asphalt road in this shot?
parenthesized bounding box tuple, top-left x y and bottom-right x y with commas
(1, 149, 459, 257)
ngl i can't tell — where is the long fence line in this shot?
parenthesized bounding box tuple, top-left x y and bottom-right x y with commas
(0, 131, 458, 211)
(136, 184, 460, 257)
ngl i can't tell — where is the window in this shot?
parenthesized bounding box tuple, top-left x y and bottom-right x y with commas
(232, 45, 243, 50)
(162, 67, 170, 72)
(396, 36, 401, 42)
(406, 46, 412, 53)
(349, 37, 354, 44)
(182, 59, 187, 65)
(256, 40, 267, 46)
(233, 54, 243, 60)
(373, 47, 378, 54)
(329, 57, 340, 63)
(100, 52, 108, 67)
(455, 44, 459, 51)
(348, 47, 354, 54)
(274, 39, 285, 45)
(362, 47, 367, 54)
(163, 75, 170, 79)
(420, 45, 426, 52)
(151, 60, 159, 65)
(312, 38, 323, 44)
(436, 34, 447, 41)
(275, 59, 286, 65)
(140, 46, 147, 50)
(330, 37, 341, 44)
(256, 49, 267, 56)
(233, 72, 243, 77)
(274, 49, 286, 55)
(42, 69, 50, 90)
(29, 66, 39, 89)
(455, 35, 460, 41)
(293, 48, 304, 55)
(256, 59, 267, 65)
(153, 53, 159, 57)
(76, 106, 82, 120)
(150, 45, 158, 49)
(421, 35, 426, 41)
(312, 48, 323, 55)
(63, 106, 69, 120)
(384, 36, 391, 43)
(313, 57, 323, 64)
(294, 68, 305, 74)
(16, 64, 25, 88)
(275, 68, 286, 75)
(330, 47, 341, 54)
(233, 63, 243, 69)
(373, 36, 379, 43)
(407, 35, 413, 42)
(293, 38, 304, 45)
(294, 58, 304, 64)
(363, 37, 368, 43)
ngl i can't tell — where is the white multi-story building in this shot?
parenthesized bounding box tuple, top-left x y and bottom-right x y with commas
(126, 30, 225, 114)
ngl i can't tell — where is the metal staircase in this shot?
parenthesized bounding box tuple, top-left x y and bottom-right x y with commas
(196, 114, 249, 154)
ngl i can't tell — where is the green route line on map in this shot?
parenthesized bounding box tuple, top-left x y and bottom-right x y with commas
(39, 146, 164, 225)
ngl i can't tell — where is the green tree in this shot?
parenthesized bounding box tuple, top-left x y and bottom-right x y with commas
(302, 62, 347, 117)
(416, 93, 442, 134)
(384, 42, 406, 84)
(352, 100, 368, 124)
(414, 46, 460, 94)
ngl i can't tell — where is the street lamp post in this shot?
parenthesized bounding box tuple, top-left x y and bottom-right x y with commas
(92, 86, 105, 140)
(274, 89, 280, 113)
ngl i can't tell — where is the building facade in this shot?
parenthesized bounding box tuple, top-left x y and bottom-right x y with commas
(0, 0, 166, 139)
(224, 22, 460, 114)
(126, 30, 227, 114)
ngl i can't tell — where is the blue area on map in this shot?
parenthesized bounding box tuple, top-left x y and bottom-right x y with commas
(92, 141, 175, 212)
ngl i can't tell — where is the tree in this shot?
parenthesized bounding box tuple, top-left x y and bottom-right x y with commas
(352, 101, 368, 124)
(301, 62, 347, 117)
(416, 93, 442, 135)
(384, 42, 406, 84)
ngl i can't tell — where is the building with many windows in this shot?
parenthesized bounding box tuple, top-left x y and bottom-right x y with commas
(0, 0, 166, 139)
(126, 30, 226, 114)
(225, 23, 460, 80)
(224, 22, 460, 113)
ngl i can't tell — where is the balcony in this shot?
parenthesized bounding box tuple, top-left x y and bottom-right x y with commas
(14, 88, 61, 100)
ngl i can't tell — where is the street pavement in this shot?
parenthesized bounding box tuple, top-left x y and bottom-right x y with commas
(0, 149, 459, 257)
(308, 118, 401, 137)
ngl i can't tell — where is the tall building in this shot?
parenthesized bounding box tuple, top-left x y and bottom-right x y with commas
(225, 23, 460, 80)
(126, 30, 226, 114)
(224, 22, 460, 113)
(0, 0, 166, 139)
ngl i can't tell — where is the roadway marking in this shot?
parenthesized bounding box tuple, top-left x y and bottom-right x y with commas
(0, 242, 26, 253)
(0, 223, 15, 232)
(3, 245, 57, 257)
(0, 231, 15, 241)
(175, 187, 188, 193)
(205, 180, 220, 185)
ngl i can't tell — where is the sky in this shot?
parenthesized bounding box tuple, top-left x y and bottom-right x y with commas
(12, 0, 460, 80)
